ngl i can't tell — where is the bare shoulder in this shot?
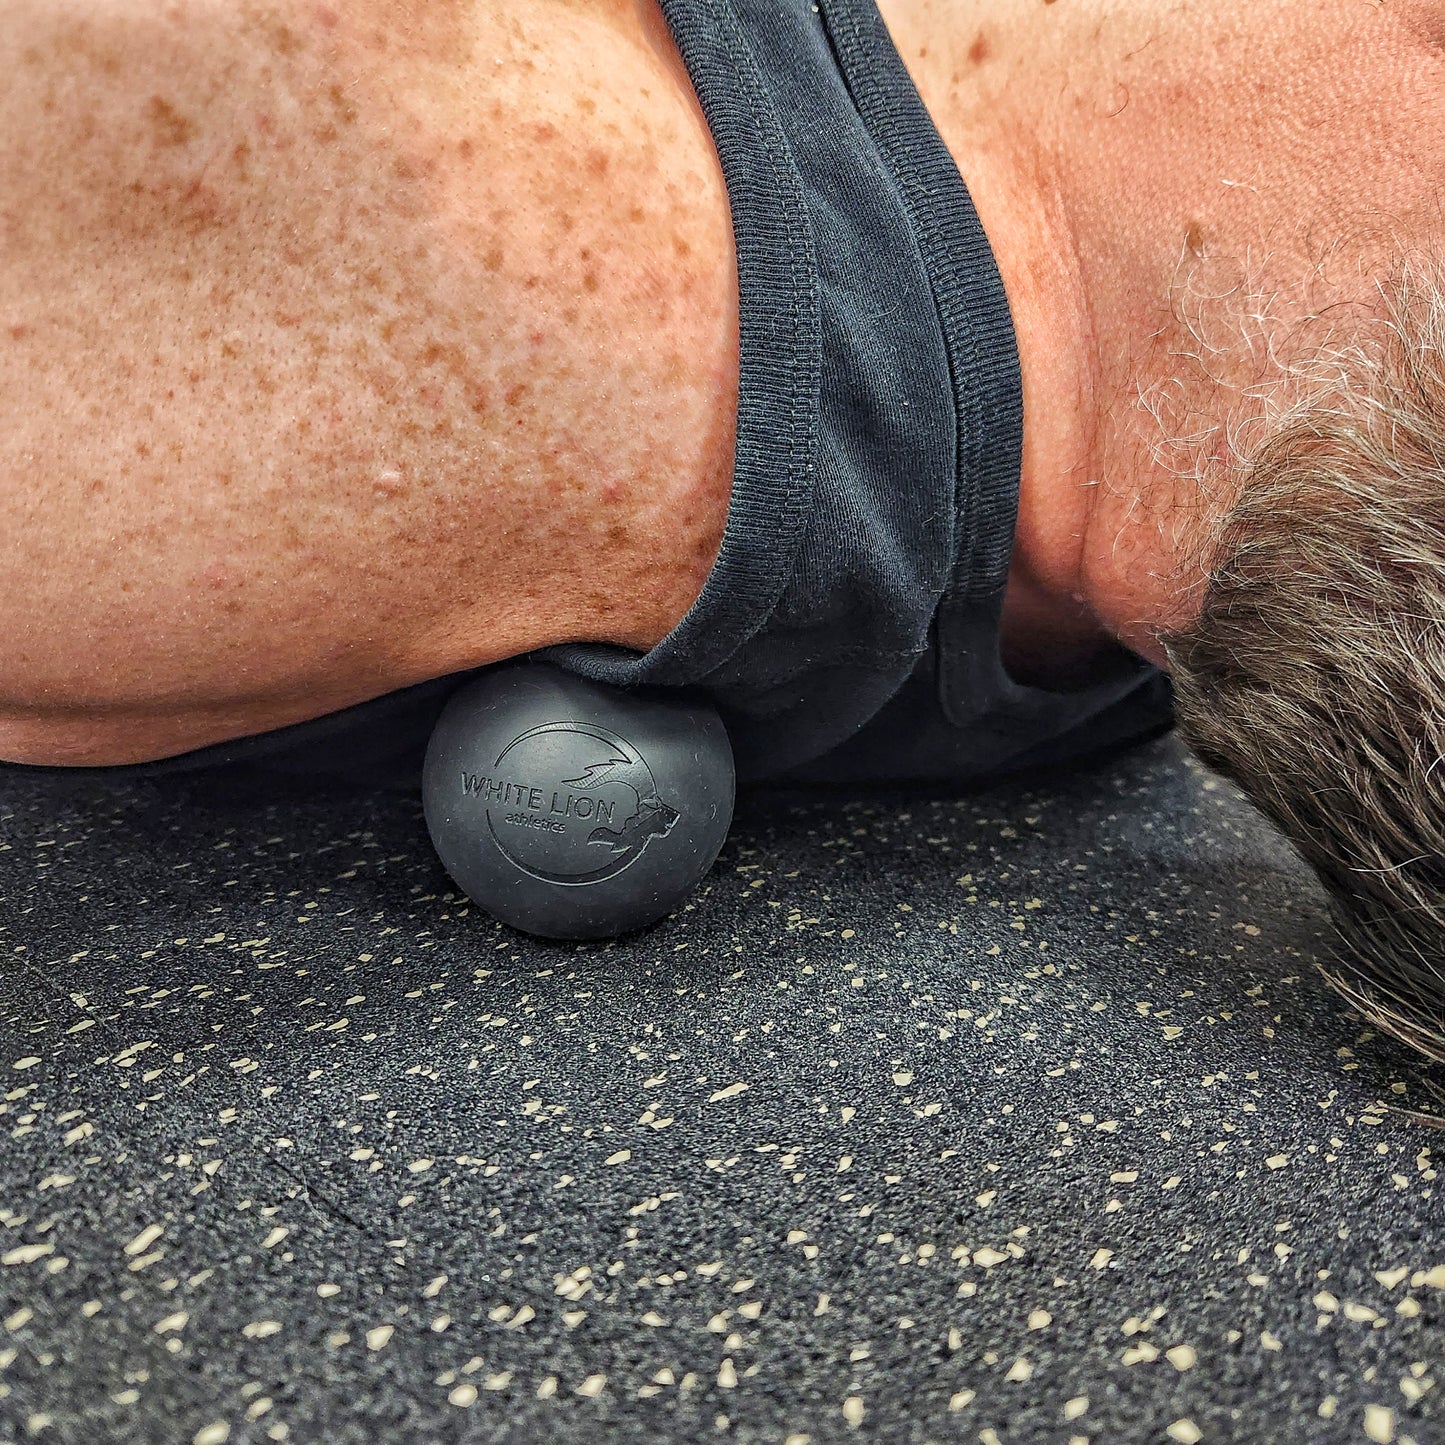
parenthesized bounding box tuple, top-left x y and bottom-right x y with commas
(0, 0, 735, 767)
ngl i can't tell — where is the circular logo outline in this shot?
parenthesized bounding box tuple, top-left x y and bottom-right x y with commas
(483, 720, 680, 887)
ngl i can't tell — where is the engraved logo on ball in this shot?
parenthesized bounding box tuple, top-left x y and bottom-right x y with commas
(458, 721, 680, 885)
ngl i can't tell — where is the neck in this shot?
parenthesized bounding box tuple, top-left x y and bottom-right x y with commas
(877, 0, 1154, 681)
(876, 0, 1445, 680)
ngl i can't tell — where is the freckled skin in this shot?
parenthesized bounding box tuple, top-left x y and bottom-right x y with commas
(20, 0, 1432, 763)
(0, 0, 737, 764)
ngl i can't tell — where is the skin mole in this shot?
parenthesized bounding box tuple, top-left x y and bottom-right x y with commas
(147, 96, 197, 147)
(270, 23, 302, 56)
(420, 341, 469, 375)
(329, 92, 358, 127)
(968, 31, 991, 64)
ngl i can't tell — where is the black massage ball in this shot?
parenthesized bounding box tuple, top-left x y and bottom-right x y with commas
(422, 662, 736, 939)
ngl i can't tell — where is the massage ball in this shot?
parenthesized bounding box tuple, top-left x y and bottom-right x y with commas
(422, 662, 736, 939)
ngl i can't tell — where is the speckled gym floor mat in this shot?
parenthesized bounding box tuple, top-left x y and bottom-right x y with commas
(0, 734, 1439, 1445)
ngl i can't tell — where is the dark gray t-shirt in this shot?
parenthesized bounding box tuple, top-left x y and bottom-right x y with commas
(0, 0, 1173, 794)
(546, 0, 1174, 786)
